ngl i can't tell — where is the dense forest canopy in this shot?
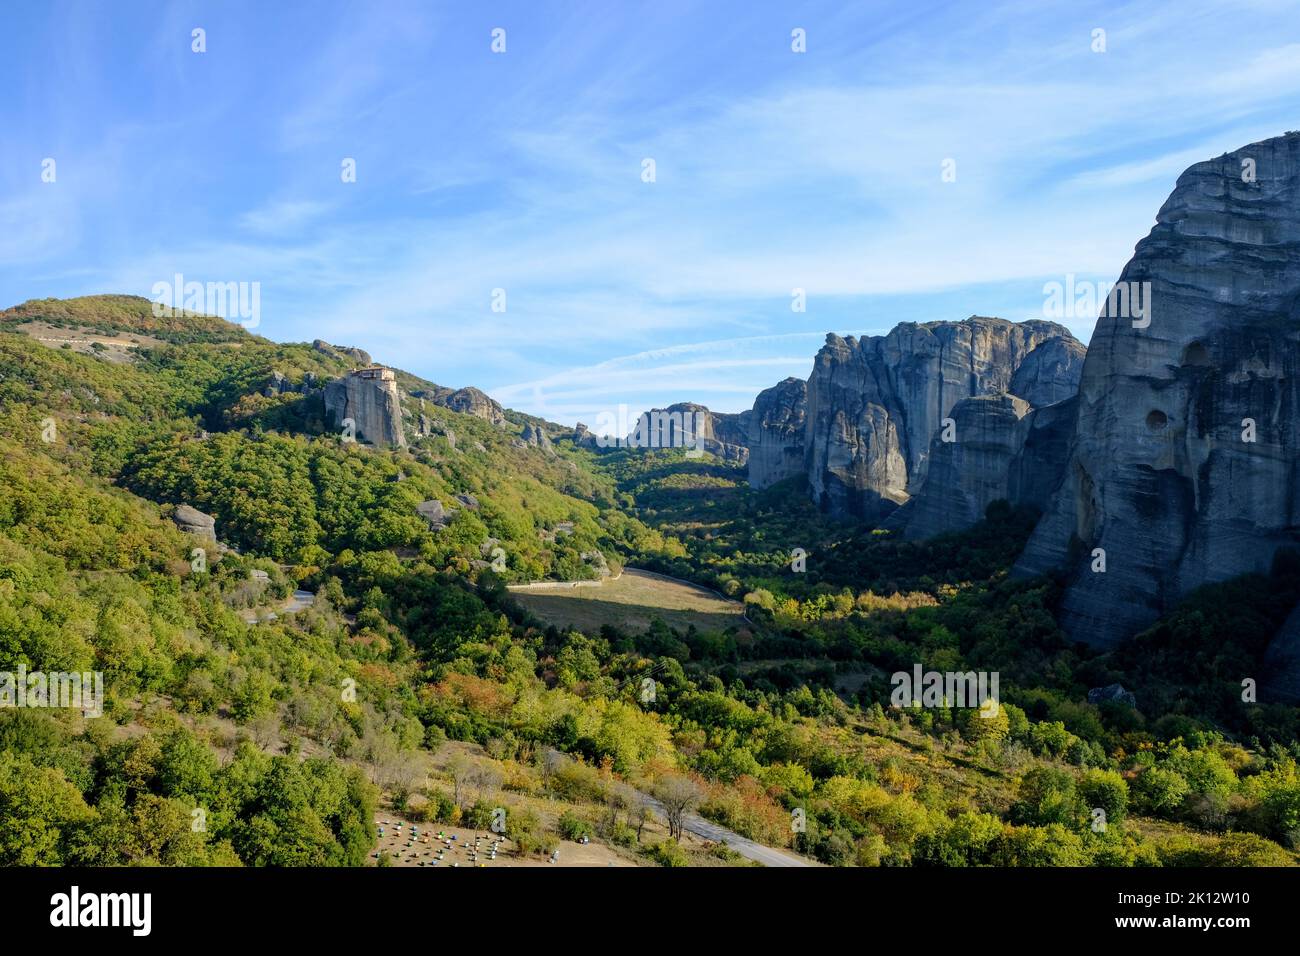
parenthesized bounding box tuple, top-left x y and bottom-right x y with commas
(1, 296, 1297, 868)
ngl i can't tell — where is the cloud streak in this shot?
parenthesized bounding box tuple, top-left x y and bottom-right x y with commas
(2, 1, 1299, 423)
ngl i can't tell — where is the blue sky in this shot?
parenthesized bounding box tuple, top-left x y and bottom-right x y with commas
(3, 0, 1299, 427)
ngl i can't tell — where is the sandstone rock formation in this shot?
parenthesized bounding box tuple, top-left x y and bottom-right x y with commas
(323, 367, 407, 448)
(1015, 131, 1300, 649)
(1004, 397, 1079, 511)
(803, 317, 1082, 519)
(888, 391, 1080, 540)
(627, 402, 751, 463)
(519, 422, 554, 452)
(747, 377, 808, 489)
(312, 339, 372, 366)
(172, 504, 216, 541)
(441, 386, 505, 425)
(886, 393, 1032, 539)
(416, 498, 450, 530)
(1010, 337, 1087, 407)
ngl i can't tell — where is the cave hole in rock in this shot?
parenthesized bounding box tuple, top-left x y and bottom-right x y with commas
(1181, 341, 1212, 367)
(1145, 409, 1169, 430)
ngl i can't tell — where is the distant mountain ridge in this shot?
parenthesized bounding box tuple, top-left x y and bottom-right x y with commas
(625, 316, 1085, 523)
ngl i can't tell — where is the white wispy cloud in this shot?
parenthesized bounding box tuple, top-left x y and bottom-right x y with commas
(4, 0, 1300, 424)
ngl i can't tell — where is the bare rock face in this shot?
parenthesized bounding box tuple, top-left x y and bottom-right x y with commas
(1006, 396, 1079, 512)
(804, 317, 1080, 519)
(519, 422, 554, 452)
(313, 339, 372, 366)
(264, 370, 291, 397)
(628, 402, 751, 463)
(887, 392, 1080, 540)
(747, 377, 808, 489)
(323, 367, 407, 448)
(442, 387, 505, 425)
(408, 384, 505, 426)
(1010, 337, 1088, 407)
(172, 504, 216, 541)
(888, 393, 1032, 539)
(1016, 131, 1300, 648)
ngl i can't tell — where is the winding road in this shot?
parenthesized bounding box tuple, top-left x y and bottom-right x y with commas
(641, 795, 819, 867)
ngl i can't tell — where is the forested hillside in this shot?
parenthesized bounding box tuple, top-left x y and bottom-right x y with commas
(2, 295, 1298, 868)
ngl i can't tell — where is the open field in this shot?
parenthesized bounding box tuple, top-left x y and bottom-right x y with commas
(509, 568, 746, 633)
(14, 319, 165, 363)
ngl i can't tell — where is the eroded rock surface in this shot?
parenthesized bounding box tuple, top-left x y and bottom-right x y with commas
(747, 377, 808, 489)
(804, 317, 1081, 519)
(324, 367, 407, 448)
(1016, 132, 1300, 649)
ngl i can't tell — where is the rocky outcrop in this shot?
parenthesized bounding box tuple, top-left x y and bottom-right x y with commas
(887, 391, 1080, 540)
(263, 370, 317, 397)
(407, 385, 505, 426)
(442, 387, 505, 425)
(1087, 684, 1137, 708)
(1006, 396, 1079, 511)
(572, 423, 598, 449)
(804, 317, 1081, 519)
(747, 378, 807, 489)
(520, 422, 554, 452)
(1010, 337, 1087, 407)
(1016, 131, 1300, 649)
(264, 370, 291, 397)
(887, 393, 1032, 539)
(416, 498, 450, 530)
(172, 504, 216, 541)
(581, 549, 611, 577)
(627, 402, 751, 463)
(313, 339, 372, 366)
(323, 367, 407, 448)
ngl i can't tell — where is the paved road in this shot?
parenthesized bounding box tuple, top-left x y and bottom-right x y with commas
(239, 589, 316, 624)
(641, 795, 818, 867)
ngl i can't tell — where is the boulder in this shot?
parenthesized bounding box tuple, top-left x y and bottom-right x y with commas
(416, 499, 450, 530)
(1087, 684, 1138, 708)
(172, 504, 216, 541)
